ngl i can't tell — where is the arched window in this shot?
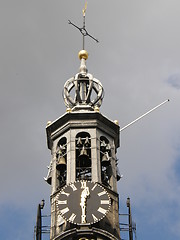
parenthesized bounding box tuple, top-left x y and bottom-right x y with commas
(76, 132, 91, 180)
(100, 136, 112, 186)
(56, 137, 67, 187)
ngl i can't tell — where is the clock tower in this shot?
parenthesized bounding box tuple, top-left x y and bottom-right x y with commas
(45, 49, 121, 240)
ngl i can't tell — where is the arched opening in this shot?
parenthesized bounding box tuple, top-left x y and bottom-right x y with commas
(100, 136, 112, 186)
(56, 137, 67, 187)
(76, 132, 91, 180)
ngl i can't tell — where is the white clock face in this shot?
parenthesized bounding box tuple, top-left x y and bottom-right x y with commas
(56, 181, 111, 225)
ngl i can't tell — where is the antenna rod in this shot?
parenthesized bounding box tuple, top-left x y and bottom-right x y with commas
(127, 197, 133, 240)
(120, 99, 170, 132)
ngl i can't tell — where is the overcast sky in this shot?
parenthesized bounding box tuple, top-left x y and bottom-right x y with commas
(0, 0, 180, 239)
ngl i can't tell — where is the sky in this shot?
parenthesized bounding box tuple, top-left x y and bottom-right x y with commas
(0, 0, 180, 239)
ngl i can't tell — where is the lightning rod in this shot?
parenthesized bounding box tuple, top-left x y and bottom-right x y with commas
(120, 99, 170, 132)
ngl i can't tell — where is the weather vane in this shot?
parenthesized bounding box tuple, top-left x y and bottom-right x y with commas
(68, 2, 99, 50)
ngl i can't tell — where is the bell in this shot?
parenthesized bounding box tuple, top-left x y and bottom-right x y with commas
(56, 156, 66, 171)
(76, 137, 82, 147)
(59, 144, 66, 151)
(84, 136, 90, 146)
(77, 146, 91, 167)
(100, 140, 106, 151)
(101, 152, 111, 166)
(106, 143, 111, 152)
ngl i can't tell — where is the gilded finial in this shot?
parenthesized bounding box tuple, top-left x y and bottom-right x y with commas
(114, 120, 119, 125)
(94, 106, 100, 112)
(46, 121, 52, 126)
(78, 50, 88, 60)
(66, 107, 72, 113)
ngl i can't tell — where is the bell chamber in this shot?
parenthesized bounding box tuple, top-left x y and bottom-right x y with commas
(76, 132, 91, 181)
(56, 137, 67, 187)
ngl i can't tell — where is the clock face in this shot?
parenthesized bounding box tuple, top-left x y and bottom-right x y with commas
(56, 181, 111, 225)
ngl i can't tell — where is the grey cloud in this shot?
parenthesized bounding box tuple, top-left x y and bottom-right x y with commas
(167, 73, 180, 89)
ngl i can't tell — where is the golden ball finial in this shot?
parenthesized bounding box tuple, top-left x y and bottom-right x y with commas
(78, 50, 88, 60)
(114, 120, 119, 125)
(46, 121, 52, 126)
(94, 106, 100, 112)
(66, 107, 72, 113)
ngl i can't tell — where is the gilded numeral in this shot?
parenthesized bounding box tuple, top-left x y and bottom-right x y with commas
(69, 213, 76, 222)
(91, 184, 97, 191)
(92, 214, 98, 222)
(60, 207, 69, 215)
(70, 183, 77, 191)
(61, 190, 70, 196)
(98, 191, 106, 196)
(58, 200, 67, 204)
(100, 200, 109, 205)
(81, 181, 87, 189)
(97, 207, 107, 215)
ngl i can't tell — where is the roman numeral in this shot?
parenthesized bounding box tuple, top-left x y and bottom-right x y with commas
(81, 181, 87, 189)
(61, 190, 70, 196)
(100, 200, 109, 205)
(58, 200, 67, 204)
(98, 207, 107, 215)
(70, 183, 77, 191)
(91, 184, 97, 191)
(92, 214, 98, 222)
(98, 191, 106, 196)
(69, 213, 76, 222)
(60, 207, 69, 215)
